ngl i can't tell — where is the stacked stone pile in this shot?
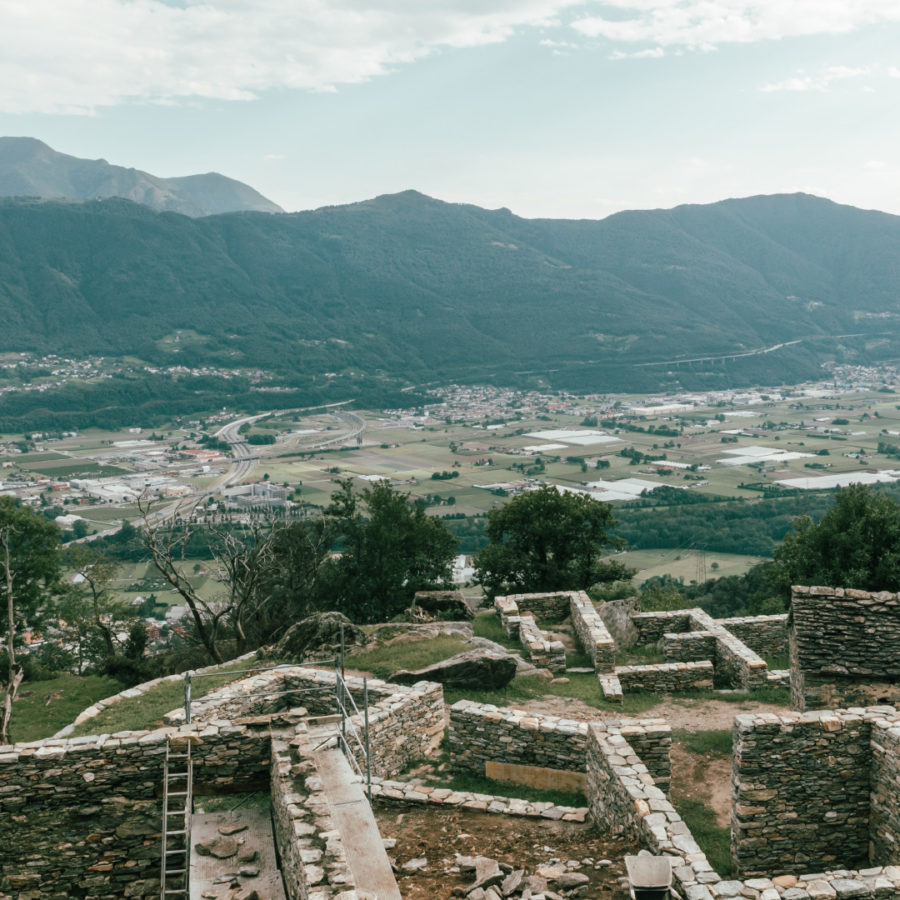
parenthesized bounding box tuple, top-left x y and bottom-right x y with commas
(397, 851, 611, 899)
(660, 631, 717, 663)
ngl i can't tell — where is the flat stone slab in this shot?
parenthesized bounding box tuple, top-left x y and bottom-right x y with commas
(189, 806, 286, 900)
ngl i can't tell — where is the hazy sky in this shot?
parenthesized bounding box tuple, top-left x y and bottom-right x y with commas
(3, 1, 900, 219)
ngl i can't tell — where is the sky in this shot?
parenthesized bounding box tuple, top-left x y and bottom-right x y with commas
(3, 0, 900, 220)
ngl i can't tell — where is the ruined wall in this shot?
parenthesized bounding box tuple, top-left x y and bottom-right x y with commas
(616, 660, 714, 693)
(660, 631, 717, 663)
(270, 730, 356, 900)
(871, 717, 900, 865)
(0, 724, 270, 900)
(570, 591, 615, 673)
(731, 710, 880, 877)
(717, 615, 787, 660)
(630, 611, 693, 644)
(790, 586, 900, 710)
(507, 591, 573, 622)
(448, 700, 670, 790)
(585, 723, 720, 899)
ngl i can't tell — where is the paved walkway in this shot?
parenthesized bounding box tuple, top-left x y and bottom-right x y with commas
(315, 748, 403, 900)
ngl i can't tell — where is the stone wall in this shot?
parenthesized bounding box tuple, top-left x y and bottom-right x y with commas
(717, 615, 787, 660)
(0, 723, 270, 900)
(448, 700, 671, 791)
(630, 611, 693, 643)
(630, 608, 772, 691)
(271, 729, 356, 900)
(586, 722, 720, 899)
(660, 631, 718, 663)
(731, 709, 889, 877)
(517, 616, 567, 672)
(586, 710, 900, 900)
(616, 660, 714, 693)
(570, 591, 615, 673)
(790, 586, 900, 710)
(871, 717, 900, 866)
(504, 591, 573, 623)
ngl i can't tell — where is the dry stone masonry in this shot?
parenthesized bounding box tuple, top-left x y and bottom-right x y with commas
(448, 699, 671, 792)
(790, 586, 900, 710)
(1, 665, 445, 900)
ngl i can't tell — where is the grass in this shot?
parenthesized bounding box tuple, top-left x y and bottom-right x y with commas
(763, 654, 789, 671)
(444, 672, 662, 715)
(345, 635, 471, 679)
(615, 643, 665, 666)
(9, 674, 126, 744)
(672, 686, 790, 706)
(472, 611, 519, 651)
(68, 656, 260, 737)
(422, 769, 587, 807)
(675, 798, 732, 877)
(672, 728, 732, 756)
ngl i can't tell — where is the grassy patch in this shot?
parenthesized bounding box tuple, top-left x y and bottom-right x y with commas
(672, 687, 790, 706)
(69, 657, 260, 737)
(763, 654, 789, 671)
(675, 798, 732, 877)
(444, 673, 662, 715)
(472, 611, 519, 651)
(615, 643, 665, 666)
(673, 728, 732, 756)
(422, 769, 587, 807)
(9, 674, 126, 744)
(345, 635, 470, 679)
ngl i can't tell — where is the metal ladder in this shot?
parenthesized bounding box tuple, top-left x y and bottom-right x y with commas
(160, 741, 193, 899)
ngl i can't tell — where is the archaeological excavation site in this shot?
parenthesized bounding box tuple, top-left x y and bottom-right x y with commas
(1, 586, 900, 900)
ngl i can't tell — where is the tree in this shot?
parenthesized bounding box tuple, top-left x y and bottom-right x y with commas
(474, 485, 630, 599)
(771, 484, 900, 597)
(0, 498, 61, 743)
(320, 480, 457, 623)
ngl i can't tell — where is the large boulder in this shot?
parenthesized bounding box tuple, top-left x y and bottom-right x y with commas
(407, 590, 474, 621)
(268, 611, 365, 663)
(391, 648, 518, 689)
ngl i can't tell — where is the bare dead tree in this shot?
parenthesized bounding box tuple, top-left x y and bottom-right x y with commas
(207, 521, 276, 655)
(138, 497, 226, 663)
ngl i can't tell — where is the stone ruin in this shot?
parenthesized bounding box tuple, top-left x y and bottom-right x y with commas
(789, 585, 900, 711)
(3, 585, 900, 900)
(494, 590, 790, 701)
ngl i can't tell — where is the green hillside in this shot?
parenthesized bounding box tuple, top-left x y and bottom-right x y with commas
(1, 190, 899, 397)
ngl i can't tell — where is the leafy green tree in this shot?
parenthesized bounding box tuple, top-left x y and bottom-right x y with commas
(0, 498, 61, 742)
(321, 480, 457, 623)
(771, 484, 900, 596)
(474, 486, 630, 599)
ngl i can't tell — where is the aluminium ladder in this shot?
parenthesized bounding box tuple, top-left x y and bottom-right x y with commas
(160, 741, 193, 899)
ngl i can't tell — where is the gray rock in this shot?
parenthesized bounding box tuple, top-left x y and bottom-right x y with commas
(195, 836, 237, 858)
(402, 857, 428, 872)
(408, 590, 474, 621)
(267, 611, 364, 662)
(392, 649, 517, 689)
(501, 869, 525, 896)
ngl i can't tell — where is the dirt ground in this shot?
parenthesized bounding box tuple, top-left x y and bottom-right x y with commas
(374, 803, 637, 900)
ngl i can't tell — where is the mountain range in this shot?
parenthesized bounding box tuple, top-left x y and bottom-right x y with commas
(0, 137, 283, 217)
(1, 175, 900, 398)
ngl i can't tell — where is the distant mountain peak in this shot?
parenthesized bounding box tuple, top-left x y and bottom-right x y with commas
(0, 137, 283, 217)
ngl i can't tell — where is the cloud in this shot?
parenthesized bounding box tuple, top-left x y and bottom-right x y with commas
(572, 1, 900, 50)
(0, 0, 584, 115)
(609, 47, 665, 59)
(761, 64, 881, 92)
